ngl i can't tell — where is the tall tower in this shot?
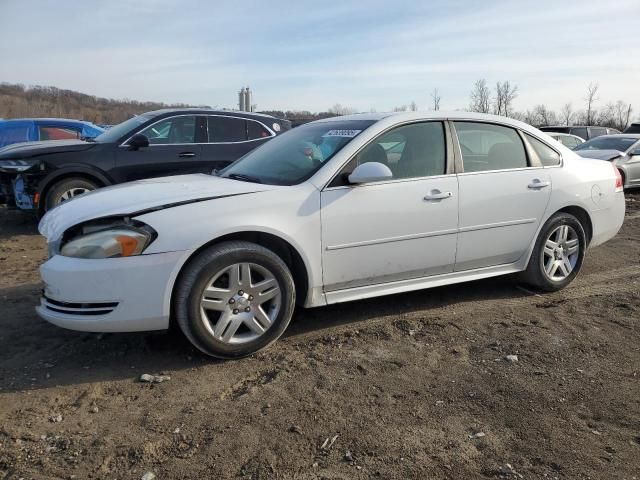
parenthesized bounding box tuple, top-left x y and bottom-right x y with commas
(244, 87, 252, 112)
(238, 87, 246, 111)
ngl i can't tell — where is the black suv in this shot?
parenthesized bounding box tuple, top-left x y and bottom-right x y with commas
(539, 125, 620, 140)
(624, 123, 640, 134)
(0, 109, 290, 214)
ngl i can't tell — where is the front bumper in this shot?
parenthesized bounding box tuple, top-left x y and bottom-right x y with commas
(36, 250, 185, 332)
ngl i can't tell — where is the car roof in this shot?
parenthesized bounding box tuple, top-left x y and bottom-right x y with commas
(0, 118, 97, 125)
(312, 111, 543, 133)
(143, 108, 284, 120)
(587, 134, 640, 139)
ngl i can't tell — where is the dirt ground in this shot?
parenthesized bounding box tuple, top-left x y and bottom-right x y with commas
(0, 194, 639, 480)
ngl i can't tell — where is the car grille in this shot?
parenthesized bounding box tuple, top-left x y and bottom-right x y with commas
(42, 295, 118, 316)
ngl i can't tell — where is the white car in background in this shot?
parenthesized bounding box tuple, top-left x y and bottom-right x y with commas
(37, 112, 625, 358)
(546, 132, 585, 149)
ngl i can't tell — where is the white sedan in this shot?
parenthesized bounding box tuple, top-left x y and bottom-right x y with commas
(37, 112, 625, 358)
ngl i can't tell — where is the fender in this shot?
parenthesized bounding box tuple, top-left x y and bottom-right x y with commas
(36, 165, 114, 195)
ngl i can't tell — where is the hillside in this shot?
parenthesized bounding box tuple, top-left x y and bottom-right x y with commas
(0, 83, 200, 124)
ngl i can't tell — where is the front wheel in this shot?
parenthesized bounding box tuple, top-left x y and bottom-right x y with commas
(174, 241, 296, 359)
(44, 177, 99, 212)
(521, 213, 586, 292)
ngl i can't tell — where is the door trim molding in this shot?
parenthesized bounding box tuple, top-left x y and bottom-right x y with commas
(325, 218, 536, 251)
(326, 228, 458, 251)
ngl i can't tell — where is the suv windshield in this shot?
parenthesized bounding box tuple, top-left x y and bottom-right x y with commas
(574, 136, 639, 152)
(93, 114, 155, 143)
(219, 120, 375, 185)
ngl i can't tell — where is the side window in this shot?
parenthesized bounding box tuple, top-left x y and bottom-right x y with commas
(0, 125, 30, 145)
(139, 116, 196, 144)
(247, 120, 272, 140)
(454, 122, 527, 172)
(589, 127, 607, 138)
(357, 122, 446, 180)
(525, 134, 560, 166)
(38, 126, 81, 140)
(208, 116, 247, 142)
(570, 127, 588, 140)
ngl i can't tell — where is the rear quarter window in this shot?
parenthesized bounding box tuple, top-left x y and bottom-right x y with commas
(247, 120, 272, 140)
(525, 134, 560, 166)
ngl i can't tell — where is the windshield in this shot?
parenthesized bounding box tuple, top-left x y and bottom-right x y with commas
(93, 114, 154, 143)
(219, 120, 375, 185)
(574, 136, 639, 152)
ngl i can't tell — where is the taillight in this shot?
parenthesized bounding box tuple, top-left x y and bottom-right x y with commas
(613, 165, 624, 193)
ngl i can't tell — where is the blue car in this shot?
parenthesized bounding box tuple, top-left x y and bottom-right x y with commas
(0, 118, 104, 148)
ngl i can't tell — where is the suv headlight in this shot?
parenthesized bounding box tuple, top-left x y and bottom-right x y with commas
(61, 227, 154, 259)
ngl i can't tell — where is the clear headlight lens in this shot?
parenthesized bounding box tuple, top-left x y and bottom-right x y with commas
(60, 228, 153, 259)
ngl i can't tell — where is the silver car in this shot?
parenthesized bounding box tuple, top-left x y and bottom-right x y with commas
(547, 132, 585, 149)
(574, 134, 640, 189)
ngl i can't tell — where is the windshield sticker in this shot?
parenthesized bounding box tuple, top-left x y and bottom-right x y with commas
(323, 129, 362, 138)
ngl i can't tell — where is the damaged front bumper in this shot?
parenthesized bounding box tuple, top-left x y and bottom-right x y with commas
(0, 161, 41, 210)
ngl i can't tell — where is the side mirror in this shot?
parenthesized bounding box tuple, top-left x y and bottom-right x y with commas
(348, 162, 393, 184)
(629, 149, 640, 157)
(128, 134, 149, 150)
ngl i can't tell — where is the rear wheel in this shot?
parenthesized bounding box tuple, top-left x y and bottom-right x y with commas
(174, 241, 296, 359)
(44, 177, 99, 212)
(521, 212, 586, 292)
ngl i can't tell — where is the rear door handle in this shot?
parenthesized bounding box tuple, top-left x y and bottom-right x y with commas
(528, 179, 550, 189)
(424, 190, 453, 201)
(178, 152, 196, 158)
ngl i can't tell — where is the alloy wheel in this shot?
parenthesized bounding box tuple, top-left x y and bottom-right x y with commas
(199, 262, 281, 344)
(542, 224, 580, 281)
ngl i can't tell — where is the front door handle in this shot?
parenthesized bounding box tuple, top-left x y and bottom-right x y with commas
(178, 152, 196, 158)
(528, 179, 550, 189)
(424, 190, 453, 201)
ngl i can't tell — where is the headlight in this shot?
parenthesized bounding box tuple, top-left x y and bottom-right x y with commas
(0, 159, 37, 172)
(60, 228, 153, 259)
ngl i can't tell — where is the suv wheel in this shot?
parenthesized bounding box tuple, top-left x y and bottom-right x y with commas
(44, 177, 99, 212)
(174, 241, 296, 359)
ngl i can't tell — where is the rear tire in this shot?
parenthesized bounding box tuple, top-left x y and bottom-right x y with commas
(174, 241, 296, 359)
(44, 177, 99, 212)
(520, 212, 586, 292)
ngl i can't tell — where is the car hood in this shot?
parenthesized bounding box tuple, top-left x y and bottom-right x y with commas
(0, 139, 95, 160)
(574, 149, 625, 161)
(39, 174, 274, 241)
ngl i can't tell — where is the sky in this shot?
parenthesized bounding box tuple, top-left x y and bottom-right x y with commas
(1, 0, 639, 114)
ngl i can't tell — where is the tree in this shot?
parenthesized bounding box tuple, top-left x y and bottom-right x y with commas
(533, 104, 557, 126)
(328, 104, 357, 116)
(409, 100, 418, 112)
(560, 103, 574, 126)
(430, 88, 441, 111)
(493, 81, 518, 117)
(393, 105, 408, 112)
(585, 82, 599, 125)
(469, 79, 490, 113)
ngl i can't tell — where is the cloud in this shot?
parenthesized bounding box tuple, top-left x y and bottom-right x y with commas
(0, 0, 638, 113)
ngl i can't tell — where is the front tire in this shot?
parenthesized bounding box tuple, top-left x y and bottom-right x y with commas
(521, 212, 586, 292)
(174, 241, 296, 359)
(44, 177, 99, 212)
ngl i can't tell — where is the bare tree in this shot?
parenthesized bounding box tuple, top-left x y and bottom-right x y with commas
(430, 88, 441, 111)
(560, 103, 574, 126)
(533, 104, 557, 126)
(493, 81, 518, 117)
(585, 82, 599, 125)
(328, 104, 357, 116)
(469, 79, 490, 113)
(393, 105, 408, 112)
(409, 100, 418, 112)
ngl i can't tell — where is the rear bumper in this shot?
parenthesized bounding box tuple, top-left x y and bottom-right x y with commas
(36, 250, 185, 332)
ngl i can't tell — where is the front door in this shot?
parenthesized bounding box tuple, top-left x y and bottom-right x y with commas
(321, 121, 459, 292)
(452, 121, 552, 271)
(114, 115, 204, 183)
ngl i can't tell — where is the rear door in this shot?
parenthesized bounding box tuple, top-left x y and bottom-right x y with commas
(452, 121, 552, 271)
(201, 115, 274, 171)
(114, 115, 204, 182)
